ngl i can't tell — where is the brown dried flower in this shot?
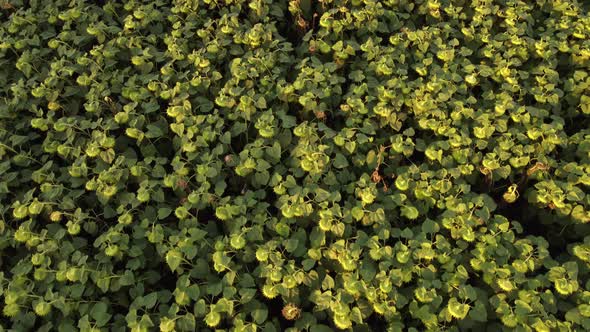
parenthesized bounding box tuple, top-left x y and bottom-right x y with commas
(281, 303, 301, 321)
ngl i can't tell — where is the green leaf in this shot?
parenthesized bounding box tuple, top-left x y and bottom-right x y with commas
(421, 219, 439, 233)
(267, 141, 282, 161)
(166, 250, 183, 271)
(214, 181, 227, 196)
(176, 314, 196, 331)
(302, 259, 316, 270)
(344, 141, 356, 153)
(333, 153, 349, 169)
(97, 277, 110, 293)
(469, 302, 488, 322)
(251, 308, 268, 324)
(359, 259, 376, 282)
(309, 227, 325, 248)
(310, 325, 334, 332)
(142, 293, 159, 309)
(401, 205, 419, 220)
(90, 302, 111, 327)
(400, 228, 414, 239)
(314, 188, 331, 202)
(186, 285, 201, 301)
(351, 206, 364, 221)
(145, 124, 164, 138)
(350, 307, 363, 323)
(254, 171, 270, 186)
(120, 270, 135, 286)
(322, 275, 335, 290)
(515, 300, 533, 316)
(194, 299, 207, 317)
(284, 238, 299, 252)
(158, 208, 172, 220)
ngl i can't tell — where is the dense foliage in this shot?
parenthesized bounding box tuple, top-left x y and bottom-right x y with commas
(1, 0, 590, 331)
